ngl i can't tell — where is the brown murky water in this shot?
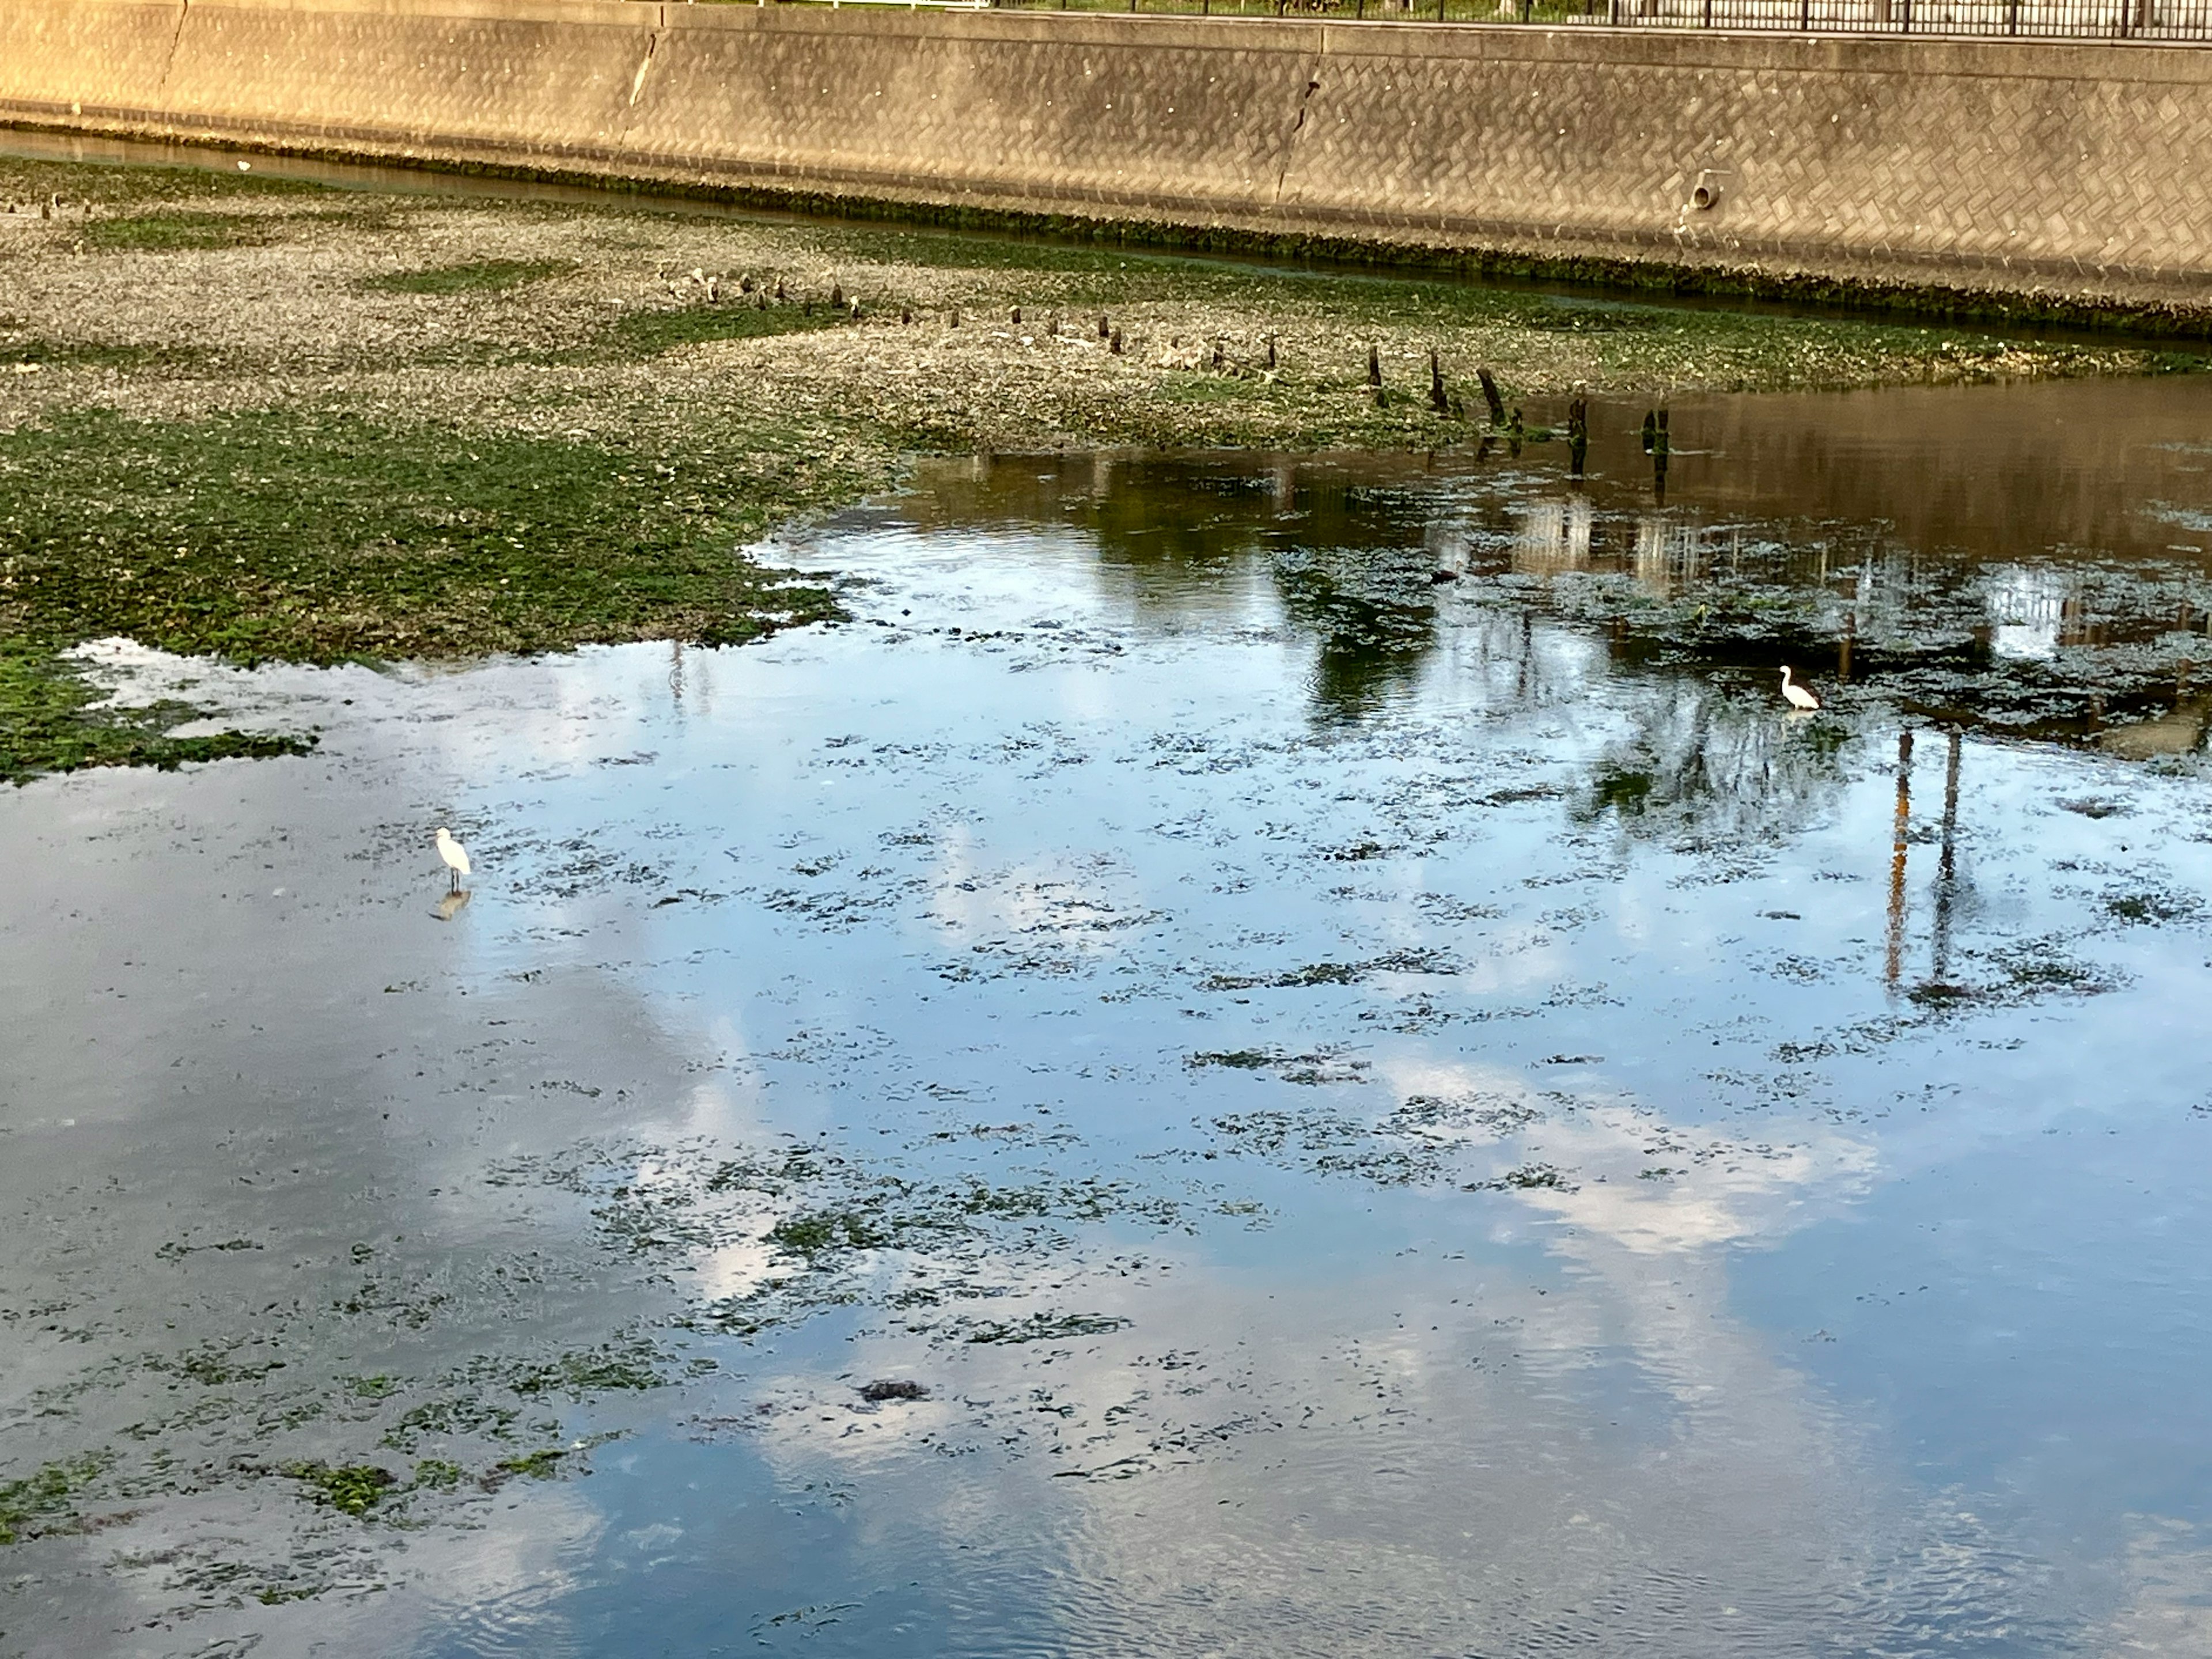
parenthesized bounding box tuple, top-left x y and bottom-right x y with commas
(5, 374, 2212, 1657)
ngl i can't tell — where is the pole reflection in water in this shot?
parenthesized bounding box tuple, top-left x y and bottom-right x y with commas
(1885, 727, 1915, 988)
(1930, 727, 1963, 988)
(1515, 497, 1593, 577)
(1633, 515, 1703, 597)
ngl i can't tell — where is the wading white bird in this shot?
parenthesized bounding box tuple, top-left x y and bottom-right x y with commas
(1780, 665, 1821, 713)
(435, 826, 471, 892)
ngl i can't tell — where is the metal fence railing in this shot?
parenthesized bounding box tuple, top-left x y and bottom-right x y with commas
(957, 0, 2212, 41)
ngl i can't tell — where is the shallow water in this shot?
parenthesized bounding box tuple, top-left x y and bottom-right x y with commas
(6, 376, 2212, 1657)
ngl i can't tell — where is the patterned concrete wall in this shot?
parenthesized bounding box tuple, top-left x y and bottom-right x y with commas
(4, 0, 2211, 305)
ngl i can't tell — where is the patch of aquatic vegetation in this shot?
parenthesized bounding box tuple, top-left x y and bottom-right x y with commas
(13, 1326, 681, 1554)
(0, 408, 847, 666)
(1210, 1107, 1447, 1185)
(0, 399, 872, 775)
(487, 1139, 1200, 1340)
(0, 638, 315, 785)
(595, 297, 854, 359)
(378, 1339, 677, 1451)
(1198, 948, 1462, 991)
(79, 210, 286, 253)
(1467, 1162, 1580, 1194)
(954, 1312, 1133, 1346)
(2097, 885, 2205, 925)
(378, 1396, 523, 1452)
(1824, 934, 2127, 1029)
(493, 1449, 569, 1482)
(1188, 1047, 1374, 1086)
(358, 257, 573, 294)
(281, 1461, 397, 1517)
(488, 1342, 674, 1399)
(0, 334, 207, 373)
(0, 1453, 111, 1544)
(1203, 1088, 1581, 1189)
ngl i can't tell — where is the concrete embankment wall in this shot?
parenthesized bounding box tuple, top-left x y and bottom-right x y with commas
(5, 0, 2212, 311)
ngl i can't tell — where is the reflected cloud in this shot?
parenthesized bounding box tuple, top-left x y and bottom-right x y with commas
(2097, 1517, 2212, 1657)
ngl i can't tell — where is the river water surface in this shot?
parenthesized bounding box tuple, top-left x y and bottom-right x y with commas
(5, 375, 2212, 1657)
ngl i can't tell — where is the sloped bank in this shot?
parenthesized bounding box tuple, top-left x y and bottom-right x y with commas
(8, 0, 2212, 328)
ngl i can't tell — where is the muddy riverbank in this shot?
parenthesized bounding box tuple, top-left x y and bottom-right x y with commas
(2, 143, 2199, 783)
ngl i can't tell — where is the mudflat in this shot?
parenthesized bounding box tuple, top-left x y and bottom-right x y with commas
(2, 145, 2193, 782)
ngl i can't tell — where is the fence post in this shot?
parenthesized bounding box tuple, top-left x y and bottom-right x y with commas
(1702, 0, 1712, 24)
(1800, 0, 1810, 26)
(2005, 0, 2017, 30)
(1609, 0, 1621, 24)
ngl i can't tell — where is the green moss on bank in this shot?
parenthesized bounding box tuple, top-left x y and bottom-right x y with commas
(600, 298, 850, 357)
(0, 408, 849, 666)
(0, 408, 857, 782)
(359, 257, 573, 295)
(2, 142, 2203, 786)
(81, 210, 283, 253)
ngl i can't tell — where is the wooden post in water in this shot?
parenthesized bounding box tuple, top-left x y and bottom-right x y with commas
(1477, 368, 1507, 425)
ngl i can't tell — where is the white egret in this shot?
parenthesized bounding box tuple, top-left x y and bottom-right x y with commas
(1780, 665, 1821, 713)
(435, 826, 472, 892)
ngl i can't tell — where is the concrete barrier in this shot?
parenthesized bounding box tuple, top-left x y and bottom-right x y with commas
(5, 0, 2211, 313)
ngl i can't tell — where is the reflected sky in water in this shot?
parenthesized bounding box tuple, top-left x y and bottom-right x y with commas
(5, 376, 2212, 1657)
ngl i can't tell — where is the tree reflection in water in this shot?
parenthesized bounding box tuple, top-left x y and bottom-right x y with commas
(1575, 673, 1854, 853)
(895, 392, 2212, 753)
